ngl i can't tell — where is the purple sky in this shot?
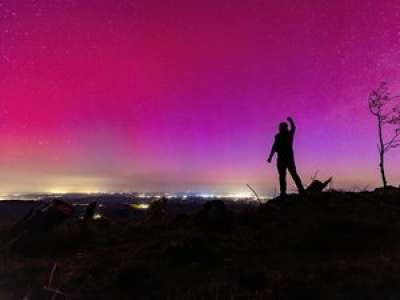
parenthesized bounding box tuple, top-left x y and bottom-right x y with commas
(1, 0, 400, 194)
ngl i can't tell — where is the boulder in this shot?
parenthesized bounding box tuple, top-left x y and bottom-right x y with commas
(306, 177, 332, 193)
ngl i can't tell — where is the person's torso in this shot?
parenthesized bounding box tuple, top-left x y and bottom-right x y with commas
(275, 132, 294, 158)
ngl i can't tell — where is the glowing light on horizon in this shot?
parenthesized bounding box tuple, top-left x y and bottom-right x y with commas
(47, 188, 103, 194)
(47, 189, 69, 195)
(130, 203, 150, 210)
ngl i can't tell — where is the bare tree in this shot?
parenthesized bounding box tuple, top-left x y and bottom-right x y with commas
(368, 82, 400, 188)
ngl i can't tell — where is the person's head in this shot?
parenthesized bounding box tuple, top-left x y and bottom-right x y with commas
(279, 122, 288, 133)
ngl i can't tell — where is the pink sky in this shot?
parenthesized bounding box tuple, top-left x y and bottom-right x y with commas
(1, 0, 400, 194)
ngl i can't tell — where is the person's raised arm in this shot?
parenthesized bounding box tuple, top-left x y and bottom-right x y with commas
(267, 139, 277, 163)
(287, 117, 296, 133)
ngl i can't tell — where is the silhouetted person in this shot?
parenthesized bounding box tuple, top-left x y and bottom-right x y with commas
(268, 117, 305, 197)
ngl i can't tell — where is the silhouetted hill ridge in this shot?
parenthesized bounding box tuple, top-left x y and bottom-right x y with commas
(2, 190, 400, 299)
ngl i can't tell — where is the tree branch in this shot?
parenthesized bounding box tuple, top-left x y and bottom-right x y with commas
(384, 131, 400, 152)
(368, 101, 379, 116)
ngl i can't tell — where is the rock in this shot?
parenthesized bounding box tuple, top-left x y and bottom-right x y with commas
(306, 177, 332, 193)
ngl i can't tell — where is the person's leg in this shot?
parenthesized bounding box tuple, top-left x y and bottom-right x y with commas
(277, 162, 287, 197)
(288, 160, 305, 194)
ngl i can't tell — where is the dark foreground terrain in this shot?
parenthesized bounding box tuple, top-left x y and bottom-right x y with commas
(2, 190, 400, 299)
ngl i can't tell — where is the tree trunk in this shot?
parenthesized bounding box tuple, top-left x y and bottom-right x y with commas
(379, 150, 387, 188)
(378, 116, 388, 188)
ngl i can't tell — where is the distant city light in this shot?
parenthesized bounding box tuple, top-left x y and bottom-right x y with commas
(130, 203, 150, 210)
(0, 191, 271, 202)
(93, 213, 102, 220)
(48, 189, 69, 194)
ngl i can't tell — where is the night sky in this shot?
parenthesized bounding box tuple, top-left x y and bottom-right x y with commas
(1, 0, 400, 194)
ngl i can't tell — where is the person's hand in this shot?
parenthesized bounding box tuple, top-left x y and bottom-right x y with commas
(287, 116, 293, 121)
